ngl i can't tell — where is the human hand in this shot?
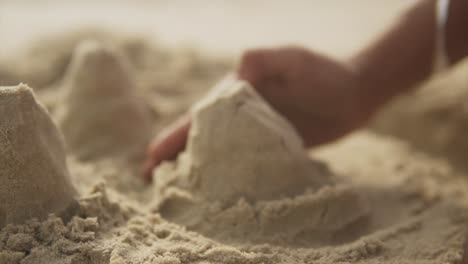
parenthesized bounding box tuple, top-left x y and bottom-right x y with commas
(142, 47, 375, 182)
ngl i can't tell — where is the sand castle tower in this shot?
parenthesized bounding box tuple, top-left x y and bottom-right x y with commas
(158, 78, 332, 202)
(57, 41, 151, 160)
(0, 84, 78, 227)
(155, 78, 368, 243)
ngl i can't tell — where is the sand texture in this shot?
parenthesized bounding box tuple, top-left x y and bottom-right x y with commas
(371, 60, 468, 173)
(0, 30, 467, 264)
(0, 85, 78, 228)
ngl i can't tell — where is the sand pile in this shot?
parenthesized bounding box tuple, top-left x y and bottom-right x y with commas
(0, 31, 467, 264)
(371, 59, 468, 172)
(0, 84, 78, 228)
(154, 78, 369, 246)
(56, 41, 151, 161)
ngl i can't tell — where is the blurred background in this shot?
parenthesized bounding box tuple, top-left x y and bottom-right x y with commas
(0, 0, 409, 58)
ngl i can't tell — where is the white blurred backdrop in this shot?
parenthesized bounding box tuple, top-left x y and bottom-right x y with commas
(0, 1, 409, 58)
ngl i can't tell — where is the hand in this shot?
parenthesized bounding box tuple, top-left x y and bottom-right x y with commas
(142, 47, 375, 182)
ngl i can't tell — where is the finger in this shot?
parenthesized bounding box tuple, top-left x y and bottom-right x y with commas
(237, 49, 272, 86)
(142, 114, 191, 182)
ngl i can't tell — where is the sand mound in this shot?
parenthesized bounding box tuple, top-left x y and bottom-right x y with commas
(0, 84, 78, 228)
(371, 60, 468, 172)
(154, 78, 369, 245)
(56, 41, 152, 160)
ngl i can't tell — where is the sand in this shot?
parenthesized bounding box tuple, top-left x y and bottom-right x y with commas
(0, 85, 78, 227)
(371, 59, 468, 173)
(56, 40, 152, 161)
(0, 30, 467, 264)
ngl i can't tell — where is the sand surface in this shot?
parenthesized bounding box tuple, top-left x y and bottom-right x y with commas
(0, 25, 468, 264)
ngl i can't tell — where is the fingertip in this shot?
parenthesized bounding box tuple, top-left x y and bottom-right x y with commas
(142, 158, 155, 183)
(142, 115, 191, 183)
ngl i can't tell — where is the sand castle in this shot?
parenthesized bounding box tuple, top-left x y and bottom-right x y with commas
(0, 84, 78, 227)
(57, 41, 151, 161)
(154, 78, 369, 244)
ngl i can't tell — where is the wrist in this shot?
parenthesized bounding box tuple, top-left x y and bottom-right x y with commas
(346, 0, 437, 118)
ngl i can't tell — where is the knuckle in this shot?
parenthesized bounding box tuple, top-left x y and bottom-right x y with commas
(241, 49, 265, 67)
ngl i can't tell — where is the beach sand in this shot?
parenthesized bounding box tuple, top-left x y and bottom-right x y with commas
(0, 27, 468, 264)
(0, 24, 467, 264)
